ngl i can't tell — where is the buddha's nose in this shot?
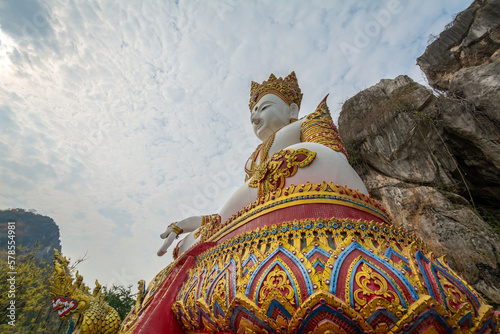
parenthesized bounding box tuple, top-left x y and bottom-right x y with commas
(251, 112, 260, 124)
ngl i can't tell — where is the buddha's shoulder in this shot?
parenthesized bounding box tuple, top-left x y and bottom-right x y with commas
(270, 118, 301, 143)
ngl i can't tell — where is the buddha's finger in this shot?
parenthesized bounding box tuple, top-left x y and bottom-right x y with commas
(160, 230, 169, 239)
(157, 233, 176, 256)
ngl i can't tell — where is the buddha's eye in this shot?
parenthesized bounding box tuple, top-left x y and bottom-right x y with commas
(261, 105, 269, 111)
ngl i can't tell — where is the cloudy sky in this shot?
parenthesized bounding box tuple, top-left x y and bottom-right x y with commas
(0, 0, 471, 288)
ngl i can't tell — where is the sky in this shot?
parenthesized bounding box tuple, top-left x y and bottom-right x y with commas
(0, 0, 473, 288)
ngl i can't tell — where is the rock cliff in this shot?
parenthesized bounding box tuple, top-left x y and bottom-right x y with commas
(417, 0, 500, 93)
(339, 0, 500, 306)
(0, 208, 62, 264)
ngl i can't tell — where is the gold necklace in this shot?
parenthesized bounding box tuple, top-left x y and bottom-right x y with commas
(244, 132, 275, 181)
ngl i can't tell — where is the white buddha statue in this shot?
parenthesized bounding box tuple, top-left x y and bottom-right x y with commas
(158, 72, 367, 257)
(97, 72, 498, 334)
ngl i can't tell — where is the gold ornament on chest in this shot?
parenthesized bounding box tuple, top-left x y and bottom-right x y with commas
(245, 132, 275, 182)
(248, 148, 316, 198)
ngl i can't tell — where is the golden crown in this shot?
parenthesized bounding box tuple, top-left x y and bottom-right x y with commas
(249, 71, 303, 111)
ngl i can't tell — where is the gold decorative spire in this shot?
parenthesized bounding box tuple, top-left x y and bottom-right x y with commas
(249, 71, 303, 111)
(300, 95, 349, 160)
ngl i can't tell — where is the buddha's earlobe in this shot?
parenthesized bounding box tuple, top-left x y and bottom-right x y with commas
(290, 103, 299, 119)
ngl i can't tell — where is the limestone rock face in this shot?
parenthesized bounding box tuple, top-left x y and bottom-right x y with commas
(340, 75, 454, 187)
(339, 73, 500, 304)
(416, 0, 500, 206)
(449, 62, 500, 124)
(417, 0, 500, 91)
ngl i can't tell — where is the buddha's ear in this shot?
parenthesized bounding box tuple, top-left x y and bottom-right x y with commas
(289, 103, 299, 119)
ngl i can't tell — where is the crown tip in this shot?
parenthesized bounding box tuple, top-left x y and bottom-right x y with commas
(268, 73, 277, 81)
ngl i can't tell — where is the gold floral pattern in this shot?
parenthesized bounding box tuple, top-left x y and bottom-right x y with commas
(259, 266, 295, 306)
(194, 214, 221, 240)
(353, 262, 400, 309)
(248, 148, 316, 198)
(171, 217, 497, 333)
(213, 278, 229, 311)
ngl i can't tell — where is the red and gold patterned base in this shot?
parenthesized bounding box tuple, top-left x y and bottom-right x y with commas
(173, 217, 498, 333)
(120, 184, 498, 333)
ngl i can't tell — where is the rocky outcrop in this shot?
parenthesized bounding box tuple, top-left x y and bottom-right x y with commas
(416, 0, 500, 208)
(417, 0, 500, 92)
(341, 74, 500, 204)
(339, 3, 500, 304)
(339, 74, 500, 305)
(449, 62, 500, 125)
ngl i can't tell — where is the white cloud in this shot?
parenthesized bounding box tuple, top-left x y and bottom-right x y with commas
(0, 0, 472, 286)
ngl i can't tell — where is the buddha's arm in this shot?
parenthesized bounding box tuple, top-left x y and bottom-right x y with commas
(218, 179, 257, 222)
(157, 215, 211, 256)
(157, 216, 203, 256)
(157, 182, 258, 257)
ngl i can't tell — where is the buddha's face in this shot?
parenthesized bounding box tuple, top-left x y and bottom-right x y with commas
(251, 94, 297, 141)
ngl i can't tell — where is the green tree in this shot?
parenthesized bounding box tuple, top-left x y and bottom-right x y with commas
(103, 284, 135, 321)
(0, 249, 68, 333)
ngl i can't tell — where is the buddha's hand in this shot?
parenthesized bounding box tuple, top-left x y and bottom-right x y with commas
(157, 216, 203, 257)
(157, 222, 183, 256)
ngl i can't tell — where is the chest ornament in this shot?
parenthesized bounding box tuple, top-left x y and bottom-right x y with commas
(248, 148, 316, 198)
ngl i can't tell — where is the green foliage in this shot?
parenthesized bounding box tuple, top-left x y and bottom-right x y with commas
(476, 205, 500, 236)
(103, 284, 135, 321)
(369, 82, 421, 117)
(0, 248, 68, 333)
(345, 141, 363, 169)
(392, 100, 417, 114)
(432, 184, 463, 196)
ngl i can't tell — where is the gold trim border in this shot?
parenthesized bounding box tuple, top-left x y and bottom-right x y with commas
(207, 182, 391, 243)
